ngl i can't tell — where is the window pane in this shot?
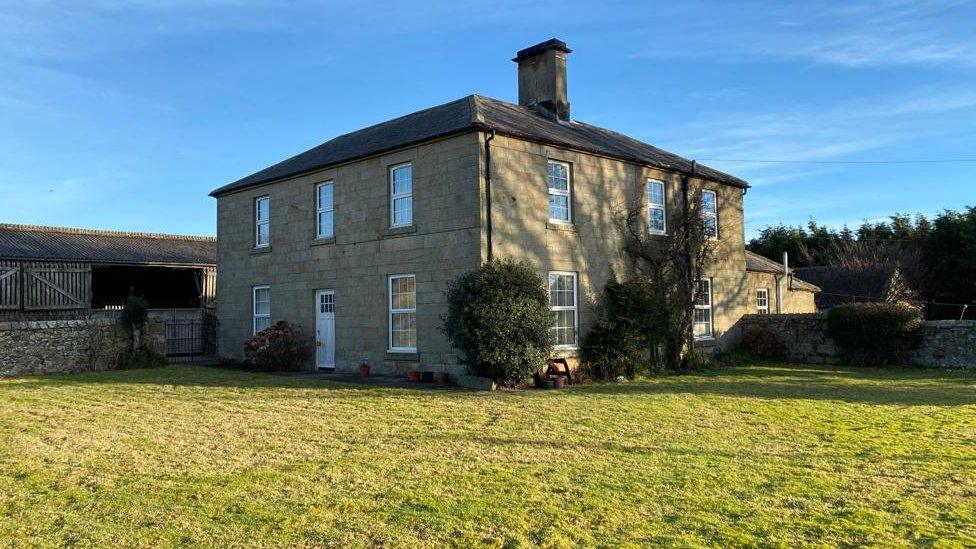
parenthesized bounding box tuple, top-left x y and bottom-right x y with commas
(650, 208, 665, 232)
(701, 191, 716, 214)
(547, 162, 569, 191)
(256, 197, 269, 221)
(392, 312, 416, 348)
(255, 316, 271, 332)
(696, 281, 711, 306)
(548, 195, 570, 221)
(318, 184, 333, 209)
(703, 215, 717, 238)
(391, 277, 416, 309)
(648, 181, 664, 206)
(318, 211, 334, 237)
(392, 165, 412, 195)
(393, 197, 412, 225)
(256, 223, 269, 245)
(320, 293, 334, 313)
(549, 275, 575, 307)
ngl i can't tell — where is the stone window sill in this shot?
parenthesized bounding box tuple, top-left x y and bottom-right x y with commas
(250, 246, 272, 255)
(310, 236, 336, 247)
(383, 225, 417, 238)
(546, 221, 577, 233)
(385, 351, 420, 362)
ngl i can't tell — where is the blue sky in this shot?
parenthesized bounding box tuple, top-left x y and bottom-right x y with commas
(1, 1, 974, 239)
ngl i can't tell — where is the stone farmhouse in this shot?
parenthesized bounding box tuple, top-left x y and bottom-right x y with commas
(211, 39, 818, 375)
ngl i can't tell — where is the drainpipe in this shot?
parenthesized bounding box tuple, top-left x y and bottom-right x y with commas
(775, 251, 788, 314)
(484, 128, 496, 262)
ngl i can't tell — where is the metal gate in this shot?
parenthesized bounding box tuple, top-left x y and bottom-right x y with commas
(163, 313, 216, 363)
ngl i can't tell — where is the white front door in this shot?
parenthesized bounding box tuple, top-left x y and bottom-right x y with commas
(315, 290, 335, 369)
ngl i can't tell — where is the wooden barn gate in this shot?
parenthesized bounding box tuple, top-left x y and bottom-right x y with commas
(0, 260, 91, 312)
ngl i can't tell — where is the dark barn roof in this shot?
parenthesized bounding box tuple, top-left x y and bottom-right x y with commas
(211, 95, 748, 197)
(0, 224, 216, 266)
(745, 251, 819, 292)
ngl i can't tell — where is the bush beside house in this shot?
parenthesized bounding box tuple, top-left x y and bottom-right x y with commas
(443, 260, 552, 387)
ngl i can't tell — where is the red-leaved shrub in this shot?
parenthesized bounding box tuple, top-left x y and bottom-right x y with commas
(244, 321, 310, 371)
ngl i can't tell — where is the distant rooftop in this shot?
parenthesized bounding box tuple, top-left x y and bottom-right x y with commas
(745, 250, 819, 292)
(0, 224, 216, 266)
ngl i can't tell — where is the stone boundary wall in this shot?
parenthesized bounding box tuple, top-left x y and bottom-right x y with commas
(0, 318, 165, 377)
(911, 320, 976, 369)
(740, 314, 975, 369)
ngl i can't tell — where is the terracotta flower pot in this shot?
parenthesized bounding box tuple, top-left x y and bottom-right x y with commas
(435, 372, 449, 384)
(553, 376, 566, 389)
(359, 364, 371, 378)
(408, 371, 421, 382)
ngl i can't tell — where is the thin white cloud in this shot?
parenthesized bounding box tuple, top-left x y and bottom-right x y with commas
(631, 0, 976, 69)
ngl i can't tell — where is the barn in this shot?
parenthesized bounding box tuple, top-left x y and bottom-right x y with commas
(0, 224, 216, 360)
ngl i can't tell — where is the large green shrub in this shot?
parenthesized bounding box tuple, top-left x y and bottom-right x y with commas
(827, 303, 924, 366)
(443, 259, 552, 387)
(580, 279, 668, 380)
(244, 321, 311, 371)
(579, 315, 645, 380)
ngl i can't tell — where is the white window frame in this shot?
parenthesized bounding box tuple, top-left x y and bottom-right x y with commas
(254, 196, 270, 248)
(647, 179, 667, 235)
(701, 189, 718, 240)
(388, 274, 417, 353)
(757, 288, 769, 314)
(315, 181, 334, 238)
(694, 278, 714, 340)
(389, 163, 413, 228)
(252, 285, 270, 335)
(547, 160, 572, 223)
(548, 271, 579, 349)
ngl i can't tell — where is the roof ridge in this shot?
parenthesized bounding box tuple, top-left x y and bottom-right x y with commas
(0, 223, 216, 242)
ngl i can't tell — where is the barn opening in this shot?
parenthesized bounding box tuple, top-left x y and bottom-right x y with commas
(91, 265, 207, 310)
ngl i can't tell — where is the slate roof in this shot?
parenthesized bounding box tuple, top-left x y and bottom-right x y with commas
(745, 251, 819, 292)
(210, 95, 748, 197)
(0, 224, 216, 266)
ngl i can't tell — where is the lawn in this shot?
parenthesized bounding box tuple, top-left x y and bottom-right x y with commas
(0, 365, 974, 547)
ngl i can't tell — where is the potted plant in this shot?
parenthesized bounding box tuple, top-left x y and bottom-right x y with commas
(359, 362, 371, 377)
(552, 375, 566, 389)
(408, 370, 421, 382)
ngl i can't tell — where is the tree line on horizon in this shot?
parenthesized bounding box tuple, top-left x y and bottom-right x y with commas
(746, 206, 976, 319)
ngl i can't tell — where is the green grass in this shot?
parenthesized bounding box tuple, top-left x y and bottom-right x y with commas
(1, 365, 974, 547)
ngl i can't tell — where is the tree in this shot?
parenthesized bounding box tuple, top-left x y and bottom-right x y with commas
(617, 182, 716, 371)
(924, 207, 976, 319)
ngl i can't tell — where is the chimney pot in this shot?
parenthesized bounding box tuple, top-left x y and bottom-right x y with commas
(513, 38, 572, 121)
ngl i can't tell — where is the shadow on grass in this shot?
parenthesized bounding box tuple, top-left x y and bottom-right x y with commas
(2, 363, 974, 407)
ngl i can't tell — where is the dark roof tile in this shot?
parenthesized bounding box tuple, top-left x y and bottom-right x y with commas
(0, 224, 216, 266)
(211, 95, 747, 197)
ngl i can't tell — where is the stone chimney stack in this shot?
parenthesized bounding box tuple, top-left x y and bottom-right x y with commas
(513, 39, 572, 121)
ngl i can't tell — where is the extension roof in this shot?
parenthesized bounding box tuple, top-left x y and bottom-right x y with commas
(210, 95, 748, 197)
(745, 251, 820, 292)
(0, 224, 216, 266)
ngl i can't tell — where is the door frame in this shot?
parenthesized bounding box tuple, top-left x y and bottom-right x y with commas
(315, 289, 336, 370)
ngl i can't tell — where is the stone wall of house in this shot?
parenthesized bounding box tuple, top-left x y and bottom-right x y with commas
(0, 318, 165, 377)
(215, 132, 482, 376)
(487, 133, 752, 353)
(740, 314, 975, 368)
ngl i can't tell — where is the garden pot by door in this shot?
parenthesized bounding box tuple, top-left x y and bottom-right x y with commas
(315, 290, 335, 369)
